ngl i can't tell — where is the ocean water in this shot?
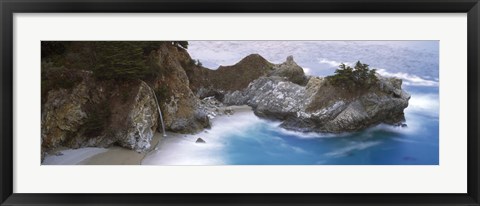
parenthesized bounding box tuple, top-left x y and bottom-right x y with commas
(143, 41, 439, 165)
(223, 86, 439, 165)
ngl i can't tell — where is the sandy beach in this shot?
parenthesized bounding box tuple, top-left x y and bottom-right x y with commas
(42, 105, 252, 165)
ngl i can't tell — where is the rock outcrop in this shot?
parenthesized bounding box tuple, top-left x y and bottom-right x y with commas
(199, 96, 236, 120)
(268, 55, 308, 85)
(148, 43, 210, 133)
(41, 41, 411, 158)
(185, 54, 275, 98)
(41, 69, 159, 153)
(195, 138, 206, 143)
(223, 58, 410, 133)
(41, 42, 211, 157)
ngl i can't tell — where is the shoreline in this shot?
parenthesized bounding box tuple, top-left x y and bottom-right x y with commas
(42, 105, 253, 165)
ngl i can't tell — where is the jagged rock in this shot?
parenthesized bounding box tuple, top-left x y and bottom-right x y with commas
(41, 41, 412, 159)
(195, 138, 206, 143)
(217, 55, 410, 133)
(224, 73, 410, 133)
(224, 108, 234, 115)
(187, 54, 308, 98)
(269, 56, 308, 85)
(199, 96, 237, 119)
(41, 70, 94, 150)
(150, 43, 210, 133)
(185, 53, 275, 98)
(41, 70, 160, 154)
(41, 42, 213, 157)
(115, 81, 159, 152)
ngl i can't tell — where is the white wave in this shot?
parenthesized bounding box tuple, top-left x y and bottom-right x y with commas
(317, 57, 438, 87)
(376, 69, 438, 87)
(271, 136, 309, 154)
(358, 93, 439, 136)
(142, 107, 264, 165)
(406, 93, 439, 117)
(318, 58, 341, 67)
(324, 141, 381, 157)
(272, 125, 342, 139)
(318, 58, 354, 68)
(365, 121, 421, 136)
(303, 67, 311, 74)
(141, 134, 226, 165)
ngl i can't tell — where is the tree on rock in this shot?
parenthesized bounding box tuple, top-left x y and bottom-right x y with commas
(92, 41, 162, 80)
(326, 61, 378, 90)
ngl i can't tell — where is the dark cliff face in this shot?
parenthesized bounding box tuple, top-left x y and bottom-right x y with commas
(41, 42, 209, 157)
(185, 53, 409, 133)
(268, 55, 308, 85)
(147, 43, 210, 133)
(41, 41, 411, 158)
(185, 54, 310, 99)
(185, 54, 275, 98)
(221, 57, 410, 133)
(41, 70, 159, 154)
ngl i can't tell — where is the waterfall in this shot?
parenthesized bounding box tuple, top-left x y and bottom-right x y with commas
(146, 83, 167, 137)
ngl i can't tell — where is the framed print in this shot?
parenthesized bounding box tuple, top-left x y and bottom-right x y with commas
(1, 0, 479, 205)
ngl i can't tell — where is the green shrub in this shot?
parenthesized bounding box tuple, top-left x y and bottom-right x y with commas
(41, 41, 189, 81)
(326, 61, 378, 90)
(92, 42, 158, 80)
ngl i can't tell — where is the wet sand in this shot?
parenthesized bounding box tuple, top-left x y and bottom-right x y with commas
(80, 132, 163, 165)
(42, 105, 252, 165)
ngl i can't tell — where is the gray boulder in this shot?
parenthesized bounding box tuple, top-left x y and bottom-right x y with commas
(224, 74, 410, 133)
(41, 71, 160, 154)
(116, 81, 159, 152)
(269, 56, 308, 85)
(195, 138, 206, 143)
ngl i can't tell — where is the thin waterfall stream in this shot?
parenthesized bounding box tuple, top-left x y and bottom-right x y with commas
(146, 83, 167, 137)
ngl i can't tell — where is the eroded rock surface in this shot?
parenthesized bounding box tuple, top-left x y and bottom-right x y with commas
(223, 58, 410, 133)
(41, 70, 159, 153)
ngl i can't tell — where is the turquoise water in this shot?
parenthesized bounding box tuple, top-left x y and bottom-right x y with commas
(223, 86, 439, 165)
(143, 85, 439, 165)
(143, 41, 439, 165)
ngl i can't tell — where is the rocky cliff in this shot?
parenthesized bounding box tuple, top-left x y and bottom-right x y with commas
(41, 41, 411, 160)
(41, 42, 210, 158)
(148, 43, 210, 133)
(41, 69, 159, 153)
(221, 56, 410, 133)
(185, 54, 275, 98)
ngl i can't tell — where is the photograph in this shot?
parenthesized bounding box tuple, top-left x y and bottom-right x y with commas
(40, 40, 439, 165)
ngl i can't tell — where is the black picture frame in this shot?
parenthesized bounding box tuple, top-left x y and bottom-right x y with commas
(1, 0, 479, 205)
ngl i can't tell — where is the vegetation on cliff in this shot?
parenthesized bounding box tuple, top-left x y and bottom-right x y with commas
(41, 41, 189, 81)
(326, 61, 378, 90)
(41, 41, 409, 160)
(41, 41, 212, 158)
